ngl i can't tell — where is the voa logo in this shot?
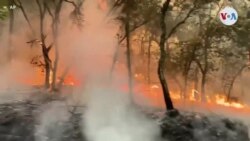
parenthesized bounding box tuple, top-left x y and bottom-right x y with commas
(219, 6, 238, 26)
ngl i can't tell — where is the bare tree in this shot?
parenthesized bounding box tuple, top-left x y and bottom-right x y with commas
(36, 0, 53, 88)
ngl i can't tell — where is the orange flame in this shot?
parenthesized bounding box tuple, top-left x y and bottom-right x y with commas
(215, 95, 244, 109)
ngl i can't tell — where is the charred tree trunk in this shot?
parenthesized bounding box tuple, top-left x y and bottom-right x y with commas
(158, 0, 197, 110)
(37, 0, 52, 89)
(43, 46, 51, 89)
(200, 72, 206, 102)
(158, 0, 174, 111)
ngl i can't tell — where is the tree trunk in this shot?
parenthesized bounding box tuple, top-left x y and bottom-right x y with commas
(200, 36, 209, 102)
(158, 48, 174, 110)
(158, 0, 174, 110)
(125, 17, 133, 95)
(147, 37, 152, 85)
(109, 36, 120, 80)
(52, 0, 63, 91)
(201, 72, 206, 102)
(171, 75, 183, 98)
(51, 30, 59, 90)
(183, 75, 188, 99)
(125, 11, 133, 95)
(7, 0, 14, 63)
(140, 37, 144, 57)
(58, 65, 71, 89)
(194, 66, 199, 91)
(226, 65, 246, 101)
(37, 0, 51, 89)
(44, 58, 51, 89)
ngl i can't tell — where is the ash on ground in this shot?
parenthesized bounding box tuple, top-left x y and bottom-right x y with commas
(0, 96, 249, 141)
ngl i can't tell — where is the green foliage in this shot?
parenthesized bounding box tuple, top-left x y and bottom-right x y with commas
(112, 0, 161, 32)
(0, 6, 8, 20)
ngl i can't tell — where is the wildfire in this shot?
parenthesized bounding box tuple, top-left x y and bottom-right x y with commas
(63, 74, 80, 86)
(190, 89, 199, 101)
(143, 83, 247, 109)
(133, 72, 248, 110)
(215, 95, 244, 109)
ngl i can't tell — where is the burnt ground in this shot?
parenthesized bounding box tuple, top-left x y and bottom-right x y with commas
(0, 97, 249, 141)
(159, 111, 249, 141)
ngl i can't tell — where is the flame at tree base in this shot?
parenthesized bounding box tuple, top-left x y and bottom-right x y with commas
(134, 82, 248, 110)
(214, 95, 244, 109)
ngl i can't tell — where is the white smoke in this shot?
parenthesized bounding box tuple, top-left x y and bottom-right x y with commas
(35, 101, 70, 141)
(78, 1, 161, 141)
(83, 85, 161, 141)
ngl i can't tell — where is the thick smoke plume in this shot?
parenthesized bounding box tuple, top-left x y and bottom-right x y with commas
(83, 85, 161, 141)
(80, 1, 161, 141)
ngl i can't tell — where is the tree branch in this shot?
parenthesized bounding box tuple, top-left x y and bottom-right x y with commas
(119, 20, 149, 43)
(195, 59, 205, 74)
(167, 0, 198, 39)
(13, 0, 33, 31)
(63, 0, 77, 8)
(44, 3, 55, 19)
(47, 43, 54, 52)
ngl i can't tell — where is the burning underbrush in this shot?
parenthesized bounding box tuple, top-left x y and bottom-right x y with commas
(0, 86, 249, 141)
(132, 82, 249, 110)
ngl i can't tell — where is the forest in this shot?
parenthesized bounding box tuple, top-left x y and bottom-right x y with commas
(0, 0, 250, 141)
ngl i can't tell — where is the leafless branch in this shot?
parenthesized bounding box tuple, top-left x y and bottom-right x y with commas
(13, 0, 33, 31)
(47, 43, 54, 52)
(64, 0, 77, 7)
(44, 3, 55, 19)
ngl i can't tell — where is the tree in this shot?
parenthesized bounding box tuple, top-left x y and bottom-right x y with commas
(50, 0, 83, 91)
(24, 0, 83, 90)
(158, 0, 198, 110)
(36, 0, 53, 88)
(110, 0, 161, 96)
(158, 0, 173, 110)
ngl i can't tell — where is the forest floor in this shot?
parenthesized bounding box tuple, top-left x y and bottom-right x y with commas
(0, 90, 249, 141)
